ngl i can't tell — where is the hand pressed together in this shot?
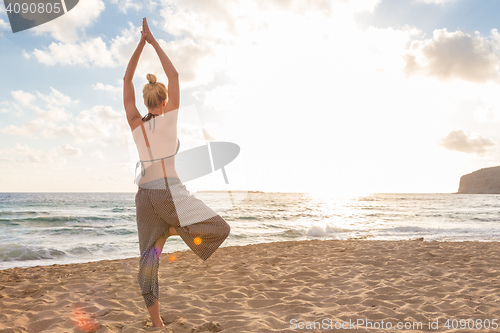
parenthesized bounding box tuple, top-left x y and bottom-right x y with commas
(141, 17, 156, 45)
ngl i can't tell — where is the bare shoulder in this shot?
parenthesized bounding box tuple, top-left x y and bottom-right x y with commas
(163, 102, 179, 115)
(129, 116, 144, 132)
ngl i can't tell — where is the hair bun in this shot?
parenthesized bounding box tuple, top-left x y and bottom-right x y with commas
(146, 73, 157, 84)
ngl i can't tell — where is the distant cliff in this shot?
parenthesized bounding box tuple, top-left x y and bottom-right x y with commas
(457, 166, 500, 194)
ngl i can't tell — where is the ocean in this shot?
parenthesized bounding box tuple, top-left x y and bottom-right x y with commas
(1, 191, 499, 270)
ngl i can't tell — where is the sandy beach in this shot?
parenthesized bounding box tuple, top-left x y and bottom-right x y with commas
(1, 239, 500, 332)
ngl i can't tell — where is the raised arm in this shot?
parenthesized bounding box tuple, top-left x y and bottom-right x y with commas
(142, 18, 180, 112)
(123, 30, 147, 128)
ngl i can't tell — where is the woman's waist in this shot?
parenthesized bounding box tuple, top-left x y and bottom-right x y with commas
(138, 156, 177, 164)
(136, 161, 179, 186)
(139, 160, 177, 173)
(138, 176, 182, 189)
(136, 150, 178, 162)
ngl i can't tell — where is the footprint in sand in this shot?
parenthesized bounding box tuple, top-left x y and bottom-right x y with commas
(192, 321, 222, 332)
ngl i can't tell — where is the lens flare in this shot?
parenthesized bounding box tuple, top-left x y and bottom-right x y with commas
(71, 305, 100, 332)
(154, 246, 162, 260)
(169, 255, 176, 262)
(194, 237, 202, 245)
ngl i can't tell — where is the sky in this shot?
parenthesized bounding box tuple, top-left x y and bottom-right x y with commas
(1, 0, 500, 194)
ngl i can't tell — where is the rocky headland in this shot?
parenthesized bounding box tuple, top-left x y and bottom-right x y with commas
(457, 166, 500, 194)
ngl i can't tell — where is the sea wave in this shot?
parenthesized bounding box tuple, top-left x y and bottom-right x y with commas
(0, 215, 135, 226)
(0, 244, 66, 262)
(0, 211, 51, 217)
(306, 224, 346, 237)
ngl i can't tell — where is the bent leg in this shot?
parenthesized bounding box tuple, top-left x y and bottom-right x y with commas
(175, 215, 231, 261)
(145, 179, 231, 261)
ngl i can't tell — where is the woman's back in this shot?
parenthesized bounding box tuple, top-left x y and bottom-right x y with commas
(132, 110, 180, 185)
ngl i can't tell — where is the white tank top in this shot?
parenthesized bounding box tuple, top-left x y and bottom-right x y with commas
(132, 109, 180, 184)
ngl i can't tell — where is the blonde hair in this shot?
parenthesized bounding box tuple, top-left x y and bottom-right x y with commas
(142, 73, 168, 109)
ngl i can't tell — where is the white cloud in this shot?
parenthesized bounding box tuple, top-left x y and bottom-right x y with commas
(152, 0, 395, 91)
(405, 29, 500, 82)
(91, 149, 104, 159)
(474, 104, 500, 123)
(107, 22, 140, 65)
(9, 143, 58, 164)
(0, 4, 7, 29)
(37, 87, 76, 106)
(31, 0, 105, 43)
(111, 0, 142, 13)
(352, 0, 382, 11)
(439, 130, 496, 155)
(3, 103, 129, 146)
(145, 0, 159, 11)
(0, 101, 13, 114)
(415, 0, 458, 4)
(2, 118, 53, 136)
(29, 15, 219, 87)
(12, 90, 36, 106)
(39, 105, 129, 146)
(11, 88, 75, 121)
(2, 88, 83, 137)
(30, 22, 154, 74)
(31, 0, 383, 89)
(32, 37, 116, 67)
(29, 21, 141, 69)
(22, 49, 31, 59)
(0, 143, 81, 165)
(2, 125, 31, 136)
(0, 19, 9, 31)
(92, 82, 122, 93)
(162, 38, 216, 85)
(34, 105, 71, 122)
(157, 0, 380, 42)
(80, 104, 121, 121)
(158, 0, 243, 41)
(58, 144, 82, 157)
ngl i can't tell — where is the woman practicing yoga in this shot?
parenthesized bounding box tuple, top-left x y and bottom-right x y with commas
(123, 17, 231, 328)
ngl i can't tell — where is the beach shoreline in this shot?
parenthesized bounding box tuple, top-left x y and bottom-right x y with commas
(1, 239, 500, 332)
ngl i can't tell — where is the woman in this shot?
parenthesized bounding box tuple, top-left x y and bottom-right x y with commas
(123, 17, 231, 328)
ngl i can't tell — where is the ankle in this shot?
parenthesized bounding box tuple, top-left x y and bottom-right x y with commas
(152, 315, 164, 327)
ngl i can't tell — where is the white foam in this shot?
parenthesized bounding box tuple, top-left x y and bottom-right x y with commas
(306, 224, 344, 237)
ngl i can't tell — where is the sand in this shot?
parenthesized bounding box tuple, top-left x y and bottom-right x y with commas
(1, 239, 500, 332)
